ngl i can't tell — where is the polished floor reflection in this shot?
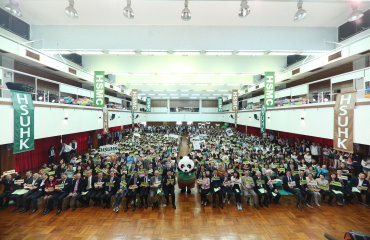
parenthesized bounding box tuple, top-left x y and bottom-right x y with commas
(0, 192, 369, 240)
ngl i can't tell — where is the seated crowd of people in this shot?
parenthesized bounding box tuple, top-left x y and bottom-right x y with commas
(0, 125, 369, 216)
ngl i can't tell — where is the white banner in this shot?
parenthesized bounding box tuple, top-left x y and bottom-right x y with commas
(99, 144, 119, 154)
(226, 128, 234, 136)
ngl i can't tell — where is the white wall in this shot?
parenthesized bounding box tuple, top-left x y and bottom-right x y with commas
(224, 101, 370, 145)
(0, 99, 139, 145)
(1, 99, 369, 146)
(145, 113, 225, 122)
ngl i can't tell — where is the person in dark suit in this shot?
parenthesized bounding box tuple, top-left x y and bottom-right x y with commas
(0, 174, 18, 209)
(139, 170, 150, 208)
(23, 173, 48, 215)
(90, 172, 105, 206)
(125, 172, 140, 212)
(48, 173, 72, 215)
(81, 170, 94, 207)
(65, 173, 84, 211)
(253, 171, 268, 207)
(210, 169, 223, 208)
(150, 170, 162, 209)
(282, 171, 306, 209)
(19, 173, 41, 213)
(102, 171, 118, 208)
(163, 169, 176, 209)
(296, 171, 313, 208)
(10, 170, 33, 210)
(113, 174, 128, 213)
(348, 173, 370, 205)
(265, 170, 281, 204)
(48, 145, 56, 165)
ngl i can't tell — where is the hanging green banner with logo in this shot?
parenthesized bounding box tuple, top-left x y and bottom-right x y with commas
(218, 97, 223, 112)
(146, 97, 151, 112)
(260, 105, 266, 134)
(11, 90, 35, 154)
(94, 71, 105, 108)
(264, 72, 275, 108)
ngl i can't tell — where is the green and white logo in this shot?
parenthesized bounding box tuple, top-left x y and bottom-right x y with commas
(94, 71, 105, 108)
(11, 90, 34, 154)
(264, 72, 275, 108)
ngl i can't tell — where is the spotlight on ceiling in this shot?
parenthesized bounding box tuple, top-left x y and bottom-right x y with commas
(293, 0, 307, 22)
(181, 0, 191, 21)
(4, 0, 22, 17)
(65, 0, 78, 19)
(238, 0, 250, 18)
(123, 0, 134, 19)
(348, 2, 364, 22)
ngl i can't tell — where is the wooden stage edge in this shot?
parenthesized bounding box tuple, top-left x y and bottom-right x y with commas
(0, 192, 369, 240)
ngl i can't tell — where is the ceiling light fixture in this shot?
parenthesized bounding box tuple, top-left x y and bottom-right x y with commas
(65, 0, 78, 19)
(294, 0, 307, 22)
(108, 50, 136, 55)
(348, 2, 364, 22)
(4, 0, 22, 17)
(236, 51, 264, 56)
(181, 0, 191, 21)
(238, 0, 250, 18)
(123, 0, 134, 19)
(75, 50, 104, 55)
(205, 51, 233, 56)
(141, 51, 168, 55)
(173, 51, 200, 56)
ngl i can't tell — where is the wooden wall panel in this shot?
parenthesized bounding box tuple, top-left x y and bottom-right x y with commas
(152, 100, 167, 107)
(202, 100, 218, 107)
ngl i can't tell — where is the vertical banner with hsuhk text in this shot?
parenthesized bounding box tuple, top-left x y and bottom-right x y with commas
(260, 105, 266, 134)
(146, 97, 151, 112)
(264, 72, 275, 108)
(11, 90, 34, 154)
(94, 71, 105, 108)
(334, 92, 356, 153)
(131, 89, 138, 111)
(218, 97, 223, 112)
(232, 90, 238, 111)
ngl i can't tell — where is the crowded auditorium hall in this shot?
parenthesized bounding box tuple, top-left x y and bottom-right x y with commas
(0, 1, 370, 240)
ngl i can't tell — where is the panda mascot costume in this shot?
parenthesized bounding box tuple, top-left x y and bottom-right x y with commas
(177, 156, 196, 194)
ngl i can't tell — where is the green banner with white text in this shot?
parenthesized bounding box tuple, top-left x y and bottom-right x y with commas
(260, 105, 266, 134)
(264, 72, 275, 108)
(94, 71, 105, 108)
(218, 97, 223, 112)
(146, 97, 151, 112)
(11, 90, 35, 154)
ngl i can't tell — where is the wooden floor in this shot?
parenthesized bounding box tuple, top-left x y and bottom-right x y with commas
(0, 137, 369, 240)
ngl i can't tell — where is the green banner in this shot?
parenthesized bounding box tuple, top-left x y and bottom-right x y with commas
(146, 97, 151, 112)
(264, 72, 275, 108)
(94, 71, 105, 107)
(11, 90, 34, 154)
(260, 105, 266, 133)
(217, 97, 223, 112)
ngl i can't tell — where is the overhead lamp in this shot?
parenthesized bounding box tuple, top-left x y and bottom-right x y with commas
(43, 50, 72, 55)
(181, 0, 191, 21)
(141, 51, 168, 55)
(108, 50, 136, 55)
(348, 2, 364, 22)
(4, 0, 22, 17)
(65, 0, 78, 19)
(123, 0, 134, 19)
(238, 0, 250, 18)
(293, 0, 307, 22)
(269, 51, 296, 56)
(236, 51, 264, 56)
(205, 51, 233, 56)
(173, 51, 200, 56)
(75, 50, 104, 55)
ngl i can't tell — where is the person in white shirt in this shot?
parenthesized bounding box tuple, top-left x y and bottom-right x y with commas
(304, 152, 312, 164)
(59, 143, 72, 163)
